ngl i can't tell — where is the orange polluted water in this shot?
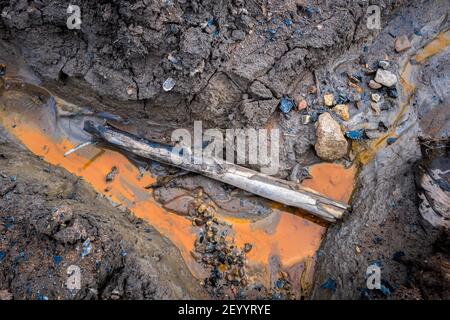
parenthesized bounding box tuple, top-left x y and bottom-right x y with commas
(0, 82, 355, 292)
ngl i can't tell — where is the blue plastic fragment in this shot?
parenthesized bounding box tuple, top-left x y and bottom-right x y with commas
(283, 18, 292, 27)
(53, 255, 63, 265)
(321, 278, 337, 293)
(81, 239, 92, 258)
(345, 129, 367, 140)
(0, 251, 5, 262)
(207, 18, 215, 26)
(279, 97, 295, 113)
(275, 279, 285, 289)
(387, 137, 397, 145)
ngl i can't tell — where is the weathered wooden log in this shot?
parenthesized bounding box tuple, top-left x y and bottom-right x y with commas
(83, 120, 349, 222)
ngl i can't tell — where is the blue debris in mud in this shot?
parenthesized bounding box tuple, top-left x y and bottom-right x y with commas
(380, 280, 394, 297)
(283, 18, 292, 27)
(304, 6, 321, 17)
(321, 278, 337, 293)
(345, 129, 368, 140)
(335, 91, 351, 104)
(14, 251, 25, 264)
(266, 28, 278, 40)
(387, 137, 397, 145)
(279, 97, 295, 113)
(207, 18, 215, 26)
(0, 251, 5, 262)
(371, 260, 383, 268)
(53, 255, 63, 266)
(387, 88, 399, 98)
(393, 251, 405, 262)
(37, 293, 49, 300)
(275, 279, 286, 289)
(81, 239, 92, 258)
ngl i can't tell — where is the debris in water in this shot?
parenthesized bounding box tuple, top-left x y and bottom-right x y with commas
(279, 97, 295, 113)
(395, 35, 412, 52)
(244, 243, 253, 253)
(64, 141, 96, 157)
(374, 69, 398, 87)
(106, 166, 119, 182)
(387, 137, 397, 145)
(162, 77, 175, 91)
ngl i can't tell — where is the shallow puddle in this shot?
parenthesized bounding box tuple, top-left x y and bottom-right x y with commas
(0, 76, 357, 295)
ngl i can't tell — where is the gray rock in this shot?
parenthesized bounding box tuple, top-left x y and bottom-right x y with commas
(374, 69, 397, 87)
(249, 81, 273, 99)
(314, 113, 348, 161)
(378, 60, 390, 69)
(231, 29, 246, 41)
(369, 80, 382, 89)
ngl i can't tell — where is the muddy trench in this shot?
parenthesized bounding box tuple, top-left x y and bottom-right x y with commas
(0, 0, 449, 300)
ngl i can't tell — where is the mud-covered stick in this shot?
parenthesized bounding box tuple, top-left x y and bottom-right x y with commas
(83, 120, 349, 222)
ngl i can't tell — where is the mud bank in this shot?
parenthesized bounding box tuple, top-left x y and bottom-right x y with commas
(0, 0, 405, 129)
(0, 140, 205, 299)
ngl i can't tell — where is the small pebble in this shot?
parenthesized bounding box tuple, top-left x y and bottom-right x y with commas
(323, 93, 334, 107)
(378, 60, 390, 69)
(297, 99, 307, 111)
(371, 93, 381, 102)
(374, 69, 397, 87)
(332, 104, 350, 121)
(395, 35, 411, 52)
(163, 77, 176, 91)
(369, 80, 382, 89)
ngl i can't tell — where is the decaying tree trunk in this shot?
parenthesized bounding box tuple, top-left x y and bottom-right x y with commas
(82, 120, 349, 222)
